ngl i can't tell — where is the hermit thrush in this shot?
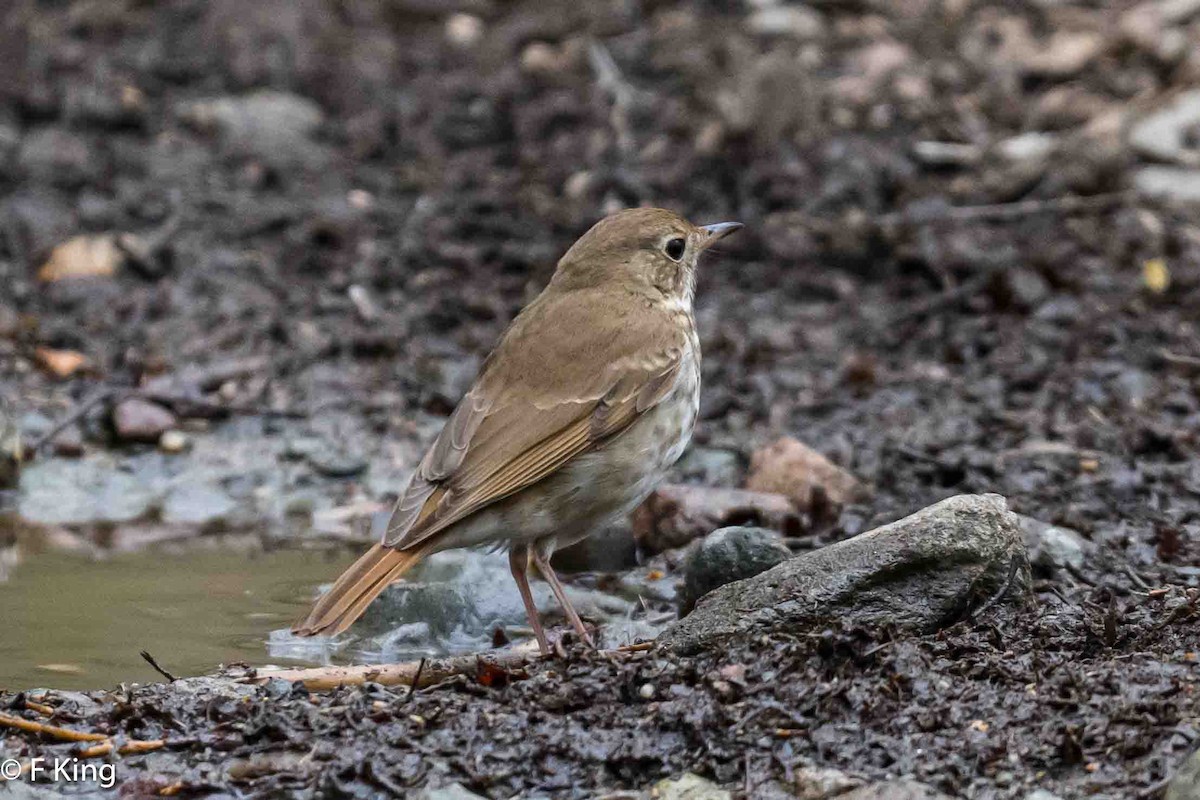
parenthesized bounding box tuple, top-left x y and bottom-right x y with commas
(293, 208, 741, 653)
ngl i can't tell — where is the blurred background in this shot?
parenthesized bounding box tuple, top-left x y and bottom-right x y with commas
(0, 0, 1196, 697)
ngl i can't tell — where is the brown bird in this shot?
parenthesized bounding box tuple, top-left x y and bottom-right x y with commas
(293, 208, 741, 653)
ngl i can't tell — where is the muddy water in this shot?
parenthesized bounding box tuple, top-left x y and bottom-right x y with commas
(0, 542, 354, 691)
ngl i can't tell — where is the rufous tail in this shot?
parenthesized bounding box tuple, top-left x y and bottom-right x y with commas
(292, 543, 431, 636)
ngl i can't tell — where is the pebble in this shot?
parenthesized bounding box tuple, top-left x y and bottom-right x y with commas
(159, 430, 189, 453)
(747, 6, 826, 40)
(652, 773, 732, 800)
(1134, 166, 1200, 203)
(1129, 90, 1200, 166)
(112, 398, 177, 443)
(681, 526, 792, 614)
(17, 127, 94, 185)
(445, 14, 483, 47)
(162, 483, 237, 526)
(414, 784, 487, 800)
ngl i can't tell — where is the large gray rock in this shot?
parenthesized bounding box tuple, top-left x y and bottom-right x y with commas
(661, 494, 1030, 653)
(680, 526, 792, 614)
(1168, 747, 1200, 800)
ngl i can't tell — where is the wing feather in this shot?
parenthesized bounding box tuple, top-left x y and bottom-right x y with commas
(383, 288, 689, 550)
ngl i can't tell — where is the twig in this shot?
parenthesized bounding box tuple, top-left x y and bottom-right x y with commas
(880, 191, 1130, 227)
(406, 658, 426, 702)
(0, 712, 108, 743)
(135, 390, 307, 419)
(22, 699, 54, 716)
(75, 738, 166, 759)
(888, 263, 1005, 325)
(968, 553, 1023, 621)
(587, 39, 636, 157)
(1159, 349, 1200, 372)
(26, 387, 122, 453)
(140, 650, 178, 683)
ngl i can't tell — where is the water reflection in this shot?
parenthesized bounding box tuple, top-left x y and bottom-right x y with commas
(0, 520, 354, 691)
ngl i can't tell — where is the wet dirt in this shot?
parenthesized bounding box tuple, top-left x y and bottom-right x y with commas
(1, 0, 1199, 796)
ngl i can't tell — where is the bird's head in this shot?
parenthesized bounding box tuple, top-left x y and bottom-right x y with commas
(551, 208, 741, 307)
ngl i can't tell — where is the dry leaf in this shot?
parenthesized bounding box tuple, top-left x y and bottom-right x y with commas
(38, 234, 122, 282)
(35, 347, 89, 378)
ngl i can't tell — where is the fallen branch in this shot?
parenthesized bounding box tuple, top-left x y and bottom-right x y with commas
(254, 640, 655, 692)
(254, 642, 542, 691)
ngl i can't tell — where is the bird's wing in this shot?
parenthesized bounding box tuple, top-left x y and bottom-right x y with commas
(385, 288, 688, 549)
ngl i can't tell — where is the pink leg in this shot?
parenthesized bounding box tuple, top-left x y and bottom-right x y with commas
(531, 548, 595, 648)
(508, 546, 550, 655)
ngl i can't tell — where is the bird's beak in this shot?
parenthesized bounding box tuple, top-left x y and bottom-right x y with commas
(699, 222, 743, 249)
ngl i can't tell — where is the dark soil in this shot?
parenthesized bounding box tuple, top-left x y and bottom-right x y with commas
(2, 0, 1199, 797)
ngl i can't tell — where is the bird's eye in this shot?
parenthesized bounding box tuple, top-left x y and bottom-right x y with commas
(664, 237, 686, 261)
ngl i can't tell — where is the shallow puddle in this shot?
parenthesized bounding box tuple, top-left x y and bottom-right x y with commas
(0, 541, 354, 691)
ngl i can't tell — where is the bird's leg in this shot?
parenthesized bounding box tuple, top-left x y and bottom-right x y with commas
(508, 545, 550, 655)
(531, 548, 595, 648)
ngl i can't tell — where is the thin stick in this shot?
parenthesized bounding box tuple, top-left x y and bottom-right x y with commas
(75, 739, 166, 759)
(26, 387, 121, 453)
(140, 650, 178, 682)
(22, 699, 55, 716)
(406, 658, 426, 702)
(0, 712, 108, 743)
(880, 191, 1129, 227)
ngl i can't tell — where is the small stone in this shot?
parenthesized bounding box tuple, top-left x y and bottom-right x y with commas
(445, 14, 483, 47)
(520, 42, 559, 75)
(794, 766, 864, 799)
(18, 128, 94, 185)
(161, 483, 237, 526)
(1134, 166, 1200, 203)
(639, 683, 655, 700)
(564, 171, 594, 200)
(747, 6, 826, 40)
(261, 678, 294, 700)
(652, 773, 732, 800)
(414, 784, 487, 800)
(112, 398, 177, 443)
(49, 425, 84, 457)
(1129, 91, 1200, 166)
(681, 527, 792, 614)
(1026, 790, 1065, 800)
(37, 235, 122, 282)
(180, 91, 325, 169)
(159, 430, 189, 453)
(745, 437, 867, 512)
(997, 132, 1057, 162)
(305, 447, 368, 478)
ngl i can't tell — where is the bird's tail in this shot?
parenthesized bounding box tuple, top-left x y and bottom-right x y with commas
(292, 543, 432, 636)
